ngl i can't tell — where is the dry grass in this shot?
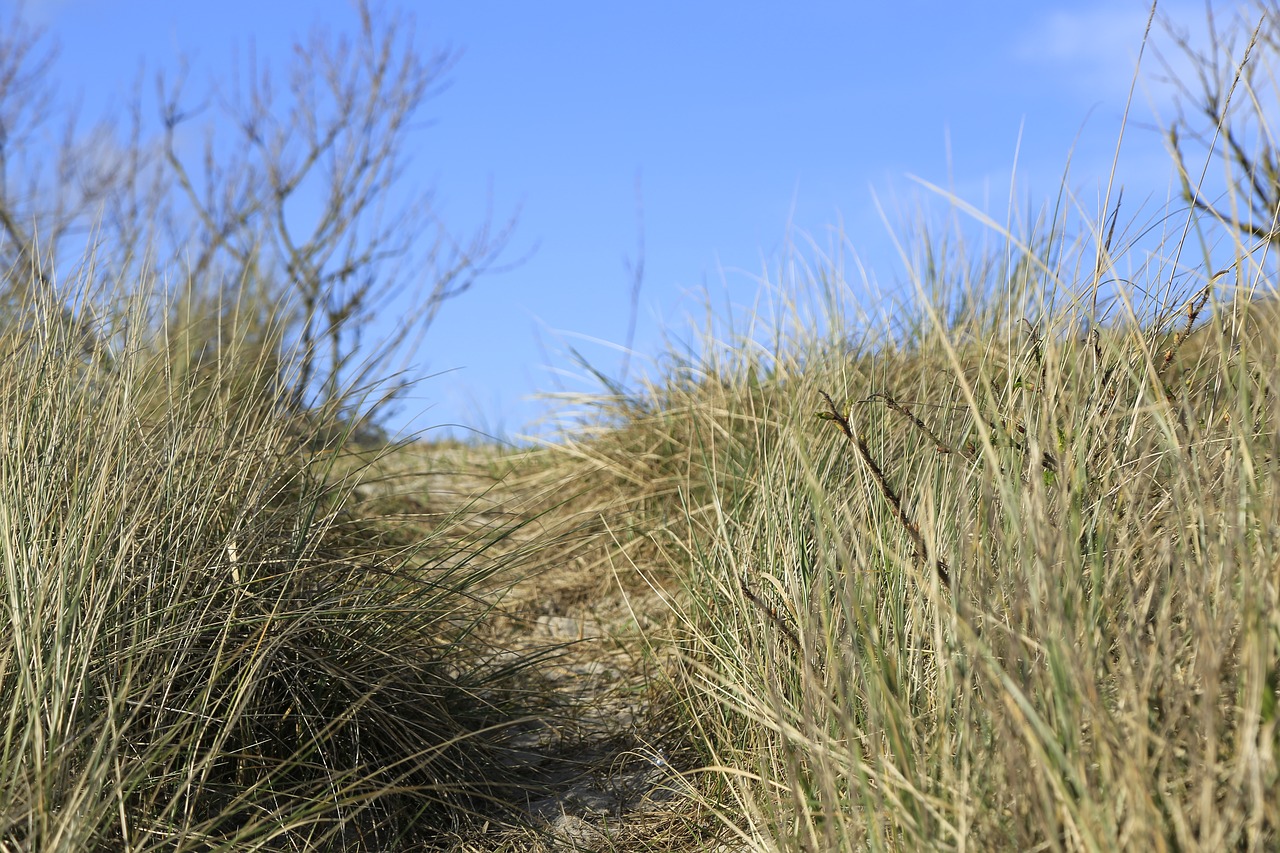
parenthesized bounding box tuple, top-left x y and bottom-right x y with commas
(526, 204, 1280, 850)
(5, 15, 1280, 852)
(0, 277, 563, 851)
(5, 178, 1278, 853)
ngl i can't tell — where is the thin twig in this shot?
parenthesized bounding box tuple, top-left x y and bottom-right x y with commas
(738, 574, 802, 654)
(867, 391, 972, 460)
(820, 391, 951, 588)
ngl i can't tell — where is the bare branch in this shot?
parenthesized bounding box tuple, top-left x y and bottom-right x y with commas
(0, 0, 517, 428)
(1161, 3, 1279, 244)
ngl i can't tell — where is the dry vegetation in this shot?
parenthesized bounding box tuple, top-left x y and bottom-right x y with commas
(496, 241, 1279, 851)
(2, 1, 1280, 851)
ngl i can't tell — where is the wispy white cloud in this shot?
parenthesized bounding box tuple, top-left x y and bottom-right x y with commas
(1019, 5, 1154, 66)
(15, 0, 76, 27)
(1012, 1, 1244, 116)
(1006, 3, 1275, 251)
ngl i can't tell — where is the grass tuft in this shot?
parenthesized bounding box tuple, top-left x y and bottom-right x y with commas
(0, 270, 551, 850)
(535, 197, 1280, 849)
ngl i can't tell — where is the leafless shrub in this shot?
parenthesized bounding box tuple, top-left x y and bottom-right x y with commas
(1161, 2, 1280, 245)
(0, 1, 517, 424)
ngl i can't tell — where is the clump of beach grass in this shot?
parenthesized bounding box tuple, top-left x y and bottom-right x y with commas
(536, 179, 1280, 849)
(0, 265, 553, 851)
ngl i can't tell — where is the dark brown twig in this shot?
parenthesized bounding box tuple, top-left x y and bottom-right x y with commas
(867, 391, 972, 460)
(738, 574, 802, 654)
(819, 391, 951, 588)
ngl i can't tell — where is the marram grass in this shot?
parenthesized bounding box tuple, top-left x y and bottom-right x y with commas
(539, 212, 1280, 850)
(4, 109, 1280, 853)
(0, 275, 548, 851)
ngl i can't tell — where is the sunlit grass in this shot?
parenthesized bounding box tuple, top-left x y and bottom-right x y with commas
(0, 272, 554, 851)
(6, 160, 1278, 853)
(534, 184, 1280, 849)
(4, 13, 1280, 851)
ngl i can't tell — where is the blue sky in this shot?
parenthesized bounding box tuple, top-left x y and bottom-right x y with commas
(21, 0, 1234, 440)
